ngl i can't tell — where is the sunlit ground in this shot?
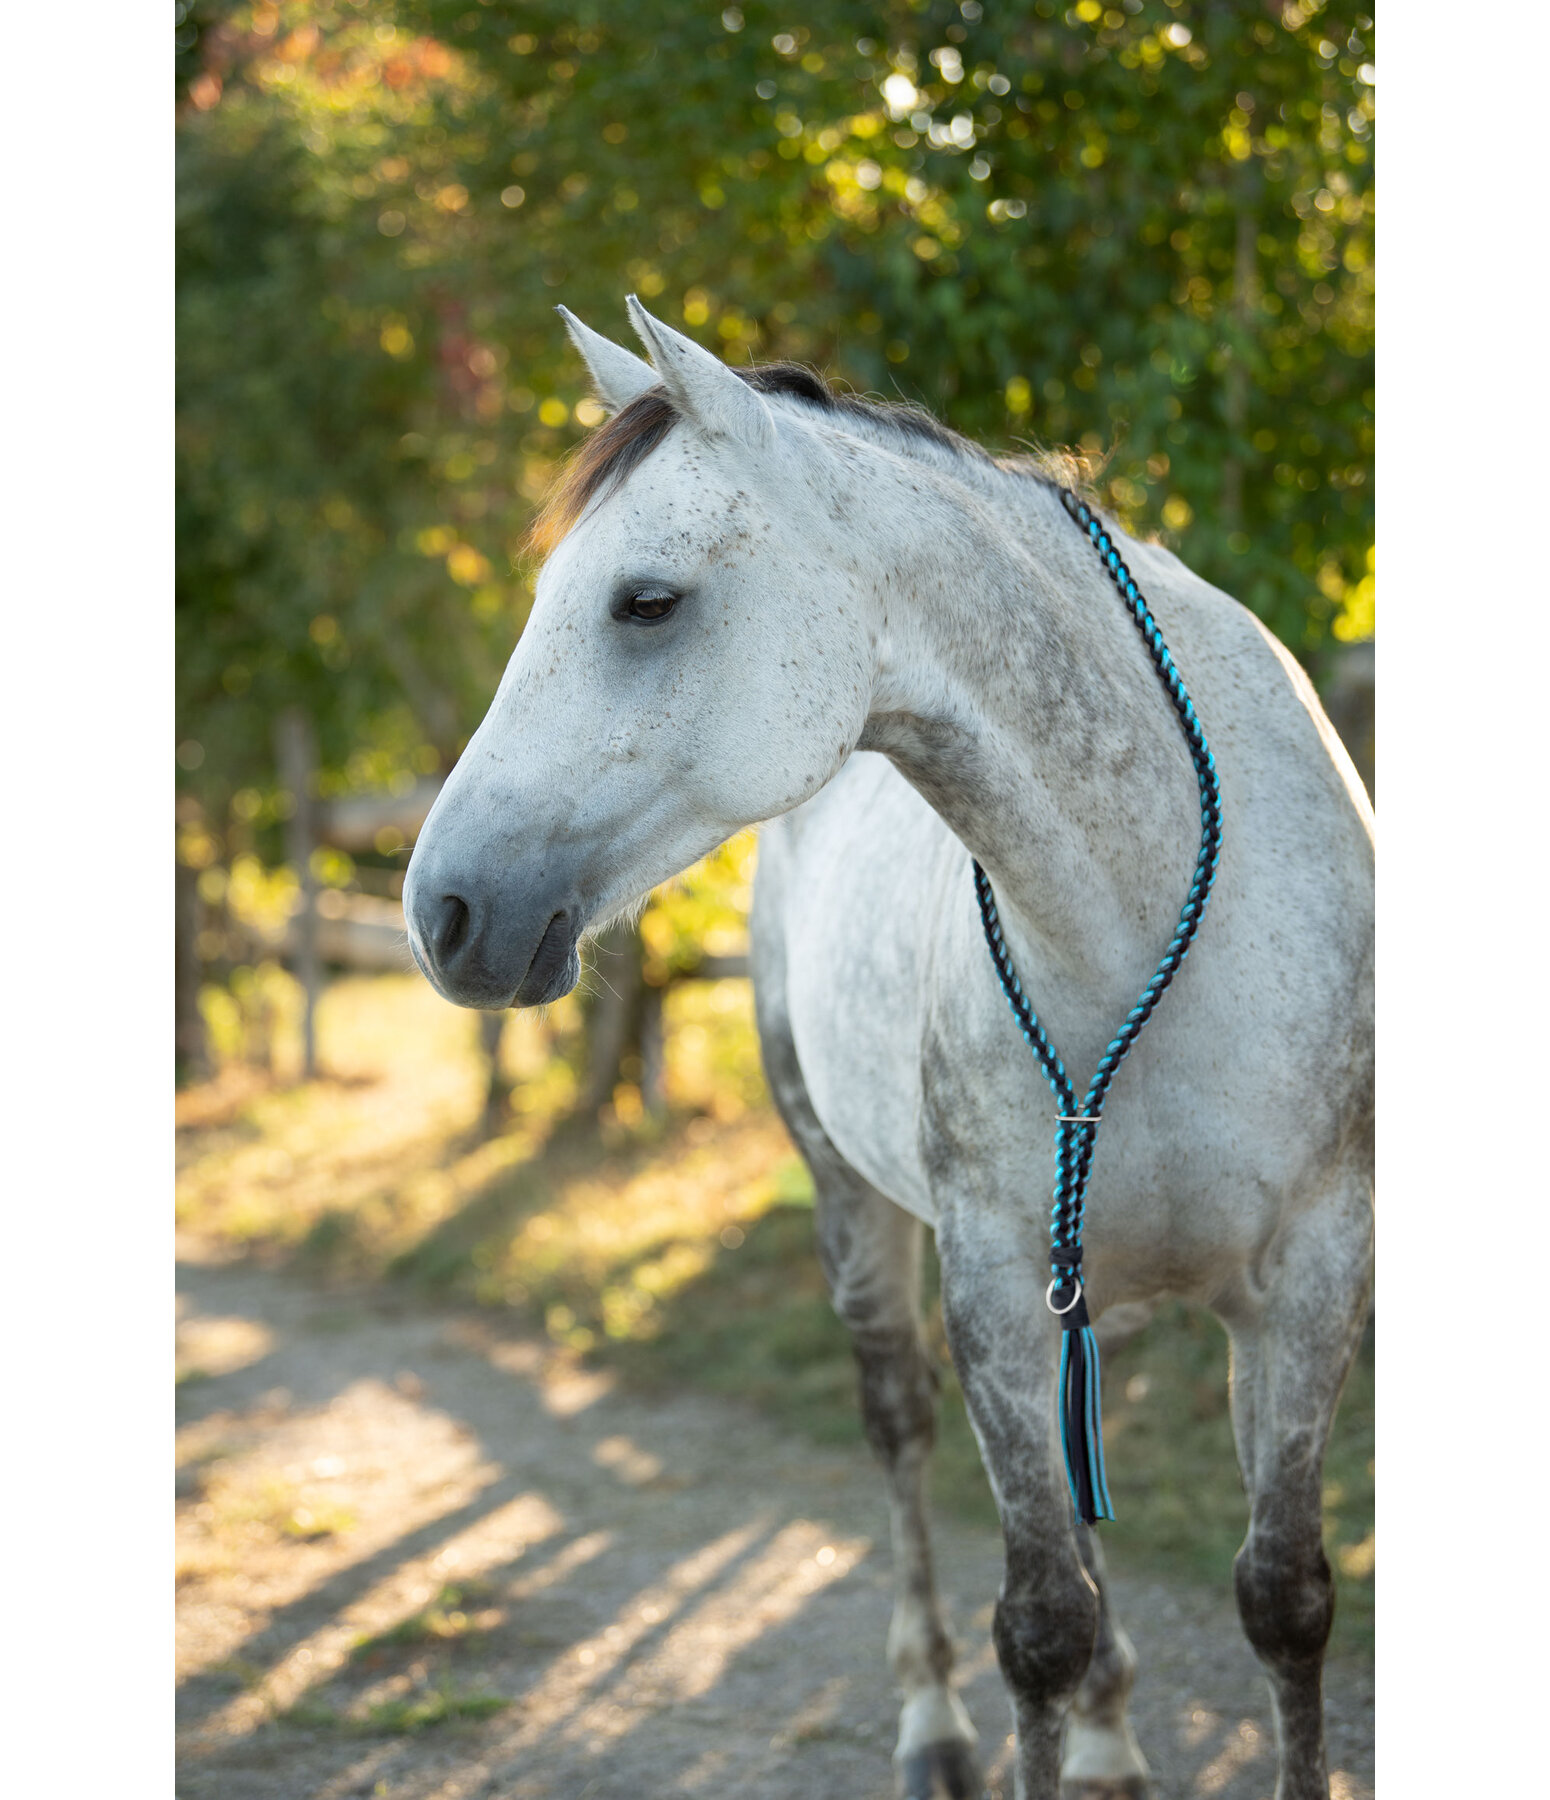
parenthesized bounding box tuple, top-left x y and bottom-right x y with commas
(177, 967, 1372, 1672)
(176, 1265, 915, 1799)
(176, 1261, 1373, 1800)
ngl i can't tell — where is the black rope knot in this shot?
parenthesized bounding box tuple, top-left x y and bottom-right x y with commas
(1056, 1291, 1091, 1331)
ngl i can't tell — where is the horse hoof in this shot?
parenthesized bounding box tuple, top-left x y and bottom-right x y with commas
(1060, 1777, 1152, 1800)
(897, 1738, 984, 1800)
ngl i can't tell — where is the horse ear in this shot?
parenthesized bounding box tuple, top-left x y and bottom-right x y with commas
(625, 296, 775, 451)
(555, 306, 659, 413)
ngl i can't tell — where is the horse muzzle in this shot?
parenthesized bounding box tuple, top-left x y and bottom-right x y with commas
(403, 860, 583, 1011)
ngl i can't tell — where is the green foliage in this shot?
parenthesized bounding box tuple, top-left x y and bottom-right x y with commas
(177, 5, 525, 830)
(406, 0, 1374, 648)
(178, 0, 1374, 819)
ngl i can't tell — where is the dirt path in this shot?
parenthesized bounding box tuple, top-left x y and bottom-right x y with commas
(176, 1260, 1372, 1800)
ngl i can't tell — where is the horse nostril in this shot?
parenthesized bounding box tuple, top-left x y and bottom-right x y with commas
(434, 893, 472, 962)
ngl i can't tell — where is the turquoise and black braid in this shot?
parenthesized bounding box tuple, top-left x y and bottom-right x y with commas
(971, 487, 1224, 1526)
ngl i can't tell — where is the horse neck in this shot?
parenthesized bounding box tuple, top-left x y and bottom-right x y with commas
(843, 452, 1199, 1009)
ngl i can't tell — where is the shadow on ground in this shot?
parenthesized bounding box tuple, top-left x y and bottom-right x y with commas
(176, 1261, 1373, 1800)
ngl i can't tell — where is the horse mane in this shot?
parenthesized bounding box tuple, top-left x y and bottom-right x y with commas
(530, 361, 1074, 554)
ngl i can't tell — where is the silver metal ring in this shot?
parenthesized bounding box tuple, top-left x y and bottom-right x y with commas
(1045, 1278, 1083, 1316)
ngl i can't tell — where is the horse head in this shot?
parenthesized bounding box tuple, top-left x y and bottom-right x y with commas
(403, 300, 872, 1009)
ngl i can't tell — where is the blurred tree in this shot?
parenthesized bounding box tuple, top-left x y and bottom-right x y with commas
(176, 1, 1373, 1078)
(177, 6, 527, 837)
(179, 0, 1373, 819)
(397, 0, 1374, 652)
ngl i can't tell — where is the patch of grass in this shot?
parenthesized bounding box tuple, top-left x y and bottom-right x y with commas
(177, 974, 576, 1271)
(587, 1192, 861, 1444)
(397, 1104, 808, 1360)
(362, 1683, 510, 1735)
(279, 1497, 359, 1541)
(350, 1583, 503, 1662)
(282, 1676, 511, 1736)
(299, 1207, 366, 1267)
(282, 1698, 344, 1730)
(204, 1656, 266, 1693)
(177, 968, 773, 1292)
(195, 1470, 358, 1543)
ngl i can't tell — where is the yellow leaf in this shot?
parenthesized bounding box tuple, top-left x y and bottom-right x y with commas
(447, 545, 493, 587)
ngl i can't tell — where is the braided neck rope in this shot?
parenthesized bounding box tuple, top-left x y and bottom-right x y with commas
(971, 487, 1224, 1522)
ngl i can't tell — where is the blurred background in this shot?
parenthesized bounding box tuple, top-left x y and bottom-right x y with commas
(175, 0, 1374, 1742)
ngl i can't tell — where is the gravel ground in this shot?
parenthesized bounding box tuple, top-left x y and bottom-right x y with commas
(175, 1260, 1373, 1800)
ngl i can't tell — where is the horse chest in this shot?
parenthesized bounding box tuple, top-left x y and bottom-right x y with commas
(795, 967, 1274, 1273)
(773, 825, 1294, 1278)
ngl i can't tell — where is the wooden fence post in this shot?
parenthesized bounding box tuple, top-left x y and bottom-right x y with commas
(276, 709, 321, 1080)
(578, 921, 647, 1116)
(175, 855, 210, 1083)
(479, 1009, 508, 1133)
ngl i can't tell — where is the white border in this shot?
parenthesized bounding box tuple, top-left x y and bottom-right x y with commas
(3, 8, 169, 1793)
(1, 5, 1536, 1790)
(1383, 3, 1546, 1789)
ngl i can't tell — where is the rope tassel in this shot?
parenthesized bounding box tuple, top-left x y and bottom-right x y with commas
(1056, 1295, 1114, 1526)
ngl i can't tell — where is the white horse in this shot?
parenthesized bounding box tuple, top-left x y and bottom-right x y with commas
(403, 299, 1374, 1800)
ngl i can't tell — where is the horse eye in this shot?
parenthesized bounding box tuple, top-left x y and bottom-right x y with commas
(625, 589, 678, 622)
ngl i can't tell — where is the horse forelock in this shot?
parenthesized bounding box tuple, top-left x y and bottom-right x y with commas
(529, 360, 1079, 556)
(529, 389, 680, 555)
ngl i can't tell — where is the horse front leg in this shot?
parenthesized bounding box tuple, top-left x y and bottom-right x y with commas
(1061, 1524, 1150, 1799)
(756, 948, 980, 1796)
(935, 1196, 1102, 1800)
(1224, 1170, 1372, 1800)
(817, 1179, 982, 1799)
